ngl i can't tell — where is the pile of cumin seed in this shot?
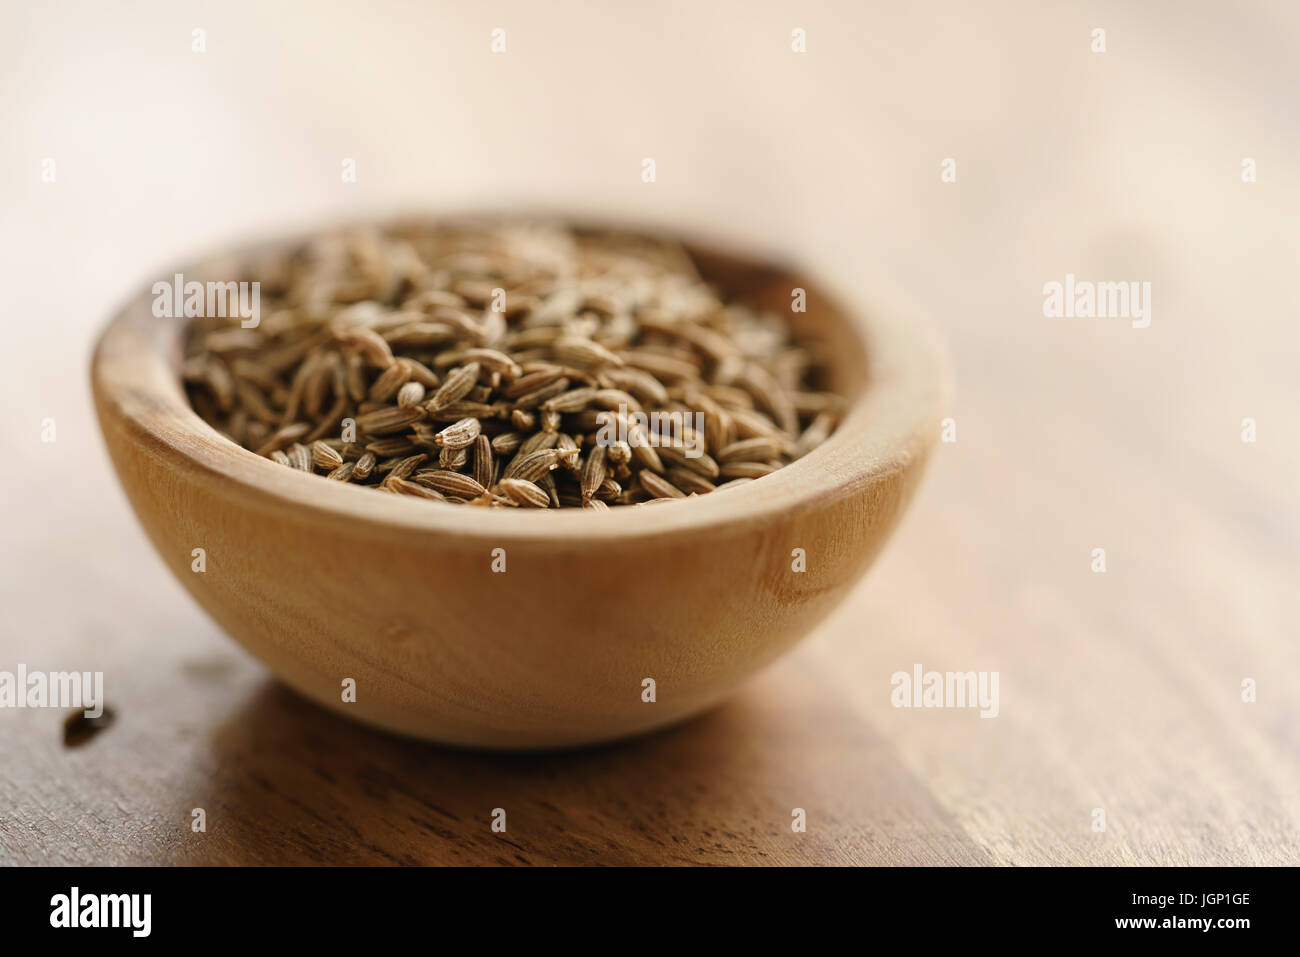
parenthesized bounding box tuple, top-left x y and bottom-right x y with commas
(182, 222, 842, 509)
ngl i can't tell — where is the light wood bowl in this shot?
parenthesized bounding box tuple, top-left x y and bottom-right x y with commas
(91, 221, 948, 749)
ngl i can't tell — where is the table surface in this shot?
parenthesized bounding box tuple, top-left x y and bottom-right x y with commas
(2, 0, 1297, 865)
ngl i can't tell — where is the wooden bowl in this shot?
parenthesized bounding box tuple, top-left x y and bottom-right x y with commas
(91, 222, 949, 749)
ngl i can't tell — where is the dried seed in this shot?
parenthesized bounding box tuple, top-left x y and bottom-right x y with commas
(554, 336, 624, 368)
(472, 434, 494, 488)
(439, 446, 468, 469)
(255, 422, 311, 457)
(415, 470, 486, 497)
(422, 361, 479, 412)
(504, 448, 575, 483)
(581, 444, 606, 499)
(183, 222, 838, 509)
(365, 436, 417, 457)
(396, 380, 426, 408)
(503, 367, 566, 398)
(513, 377, 570, 411)
(368, 358, 411, 402)
(498, 478, 550, 508)
(639, 470, 685, 499)
(717, 437, 784, 463)
(355, 405, 424, 435)
(794, 411, 836, 459)
(387, 453, 428, 480)
(286, 443, 313, 471)
(719, 461, 778, 480)
(435, 416, 482, 449)
(385, 476, 447, 500)
(657, 445, 720, 478)
(490, 432, 525, 456)
(461, 348, 522, 380)
(353, 451, 376, 479)
(334, 326, 395, 368)
(541, 386, 597, 413)
(667, 467, 715, 494)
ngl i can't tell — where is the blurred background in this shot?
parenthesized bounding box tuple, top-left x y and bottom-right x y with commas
(1, 1, 1297, 864)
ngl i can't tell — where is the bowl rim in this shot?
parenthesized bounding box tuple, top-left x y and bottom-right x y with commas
(91, 215, 950, 545)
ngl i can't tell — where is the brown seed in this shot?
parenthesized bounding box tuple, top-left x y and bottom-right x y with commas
(581, 444, 607, 499)
(255, 422, 311, 457)
(472, 434, 494, 488)
(719, 461, 778, 480)
(497, 477, 550, 508)
(490, 432, 524, 456)
(365, 436, 417, 457)
(657, 445, 720, 478)
(395, 380, 426, 408)
(439, 446, 468, 469)
(286, 443, 313, 471)
(519, 430, 559, 456)
(400, 357, 441, 388)
(353, 451, 376, 479)
(427, 362, 481, 411)
(304, 394, 348, 442)
(606, 441, 632, 466)
(503, 367, 566, 399)
(334, 325, 395, 368)
(355, 405, 424, 435)
(541, 386, 597, 413)
(794, 411, 837, 459)
(182, 222, 838, 509)
(504, 448, 575, 483)
(555, 433, 581, 472)
(312, 441, 343, 470)
(602, 367, 668, 405)
(387, 453, 428, 480)
(385, 476, 447, 500)
(717, 437, 784, 463)
(435, 416, 482, 449)
(639, 470, 685, 499)
(345, 353, 368, 403)
(668, 467, 716, 495)
(368, 360, 411, 403)
(513, 377, 570, 411)
(415, 470, 486, 497)
(461, 348, 522, 380)
(554, 336, 623, 368)
(382, 322, 458, 348)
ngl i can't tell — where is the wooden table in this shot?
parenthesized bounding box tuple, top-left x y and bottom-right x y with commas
(2, 0, 1297, 865)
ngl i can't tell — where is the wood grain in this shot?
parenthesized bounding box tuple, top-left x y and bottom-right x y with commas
(1, 0, 1298, 865)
